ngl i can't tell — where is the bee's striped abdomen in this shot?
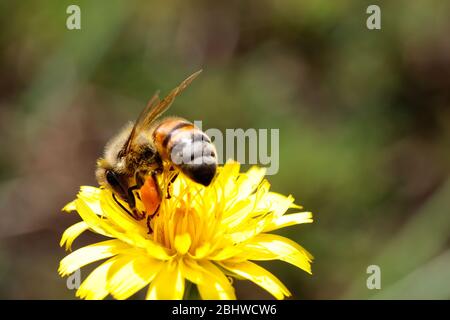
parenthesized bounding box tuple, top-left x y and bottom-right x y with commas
(153, 118, 192, 159)
(153, 117, 217, 186)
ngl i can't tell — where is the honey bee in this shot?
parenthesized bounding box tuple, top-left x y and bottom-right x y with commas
(95, 70, 217, 225)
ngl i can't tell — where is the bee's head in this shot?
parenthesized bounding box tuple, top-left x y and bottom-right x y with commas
(96, 123, 134, 198)
(96, 158, 129, 200)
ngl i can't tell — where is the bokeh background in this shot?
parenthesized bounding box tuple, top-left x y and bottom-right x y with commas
(1, 0, 449, 299)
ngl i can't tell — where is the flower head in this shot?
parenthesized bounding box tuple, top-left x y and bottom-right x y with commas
(59, 161, 313, 300)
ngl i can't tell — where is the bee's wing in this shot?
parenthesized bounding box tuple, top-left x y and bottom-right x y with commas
(121, 69, 202, 155)
(121, 93, 160, 155)
(138, 69, 202, 129)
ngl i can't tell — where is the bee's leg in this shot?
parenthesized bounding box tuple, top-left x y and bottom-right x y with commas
(126, 186, 146, 220)
(128, 183, 142, 201)
(147, 170, 162, 197)
(112, 193, 139, 219)
(112, 184, 148, 221)
(135, 170, 147, 189)
(132, 207, 145, 220)
(113, 192, 143, 220)
(146, 203, 161, 234)
(166, 172, 179, 199)
(146, 215, 153, 234)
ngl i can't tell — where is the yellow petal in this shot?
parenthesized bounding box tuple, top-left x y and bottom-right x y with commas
(107, 255, 162, 300)
(231, 166, 266, 202)
(79, 185, 103, 200)
(100, 191, 145, 234)
(59, 239, 129, 276)
(264, 212, 313, 232)
(60, 221, 89, 251)
(146, 260, 184, 300)
(74, 198, 114, 238)
(235, 234, 313, 274)
(178, 258, 204, 284)
(62, 200, 77, 213)
(257, 192, 295, 217)
(193, 242, 211, 259)
(221, 199, 253, 228)
(77, 198, 171, 261)
(174, 233, 192, 255)
(142, 240, 173, 261)
(197, 261, 236, 300)
(239, 166, 266, 193)
(77, 186, 103, 215)
(76, 257, 118, 300)
(218, 161, 240, 183)
(219, 260, 291, 300)
(290, 203, 303, 209)
(179, 259, 236, 299)
(226, 217, 268, 244)
(209, 243, 243, 261)
(215, 161, 241, 199)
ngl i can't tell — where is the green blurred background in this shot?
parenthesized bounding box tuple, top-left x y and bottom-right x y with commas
(0, 0, 449, 299)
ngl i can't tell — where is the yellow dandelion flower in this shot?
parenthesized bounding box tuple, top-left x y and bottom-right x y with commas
(58, 161, 313, 300)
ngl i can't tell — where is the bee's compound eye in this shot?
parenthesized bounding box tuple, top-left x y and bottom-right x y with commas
(106, 170, 120, 188)
(105, 170, 128, 199)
